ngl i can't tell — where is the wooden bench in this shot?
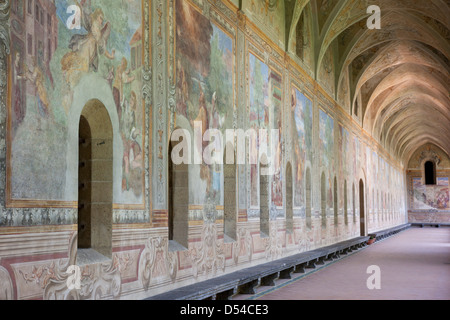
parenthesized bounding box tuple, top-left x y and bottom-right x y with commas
(368, 223, 411, 242)
(411, 222, 450, 228)
(146, 236, 370, 300)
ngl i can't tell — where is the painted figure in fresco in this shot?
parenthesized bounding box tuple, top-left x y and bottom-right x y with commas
(250, 123, 259, 207)
(191, 85, 212, 194)
(210, 92, 222, 200)
(61, 5, 115, 113)
(436, 189, 449, 209)
(113, 58, 135, 121)
(272, 118, 283, 206)
(122, 91, 142, 197)
(13, 51, 25, 135)
(294, 143, 303, 205)
(23, 58, 51, 120)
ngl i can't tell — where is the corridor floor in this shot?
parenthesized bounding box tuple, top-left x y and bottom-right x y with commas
(233, 227, 450, 300)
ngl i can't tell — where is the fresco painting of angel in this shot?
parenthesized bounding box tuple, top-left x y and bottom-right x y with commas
(61, 4, 114, 94)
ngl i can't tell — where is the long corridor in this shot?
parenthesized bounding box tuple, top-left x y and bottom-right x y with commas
(234, 227, 450, 300)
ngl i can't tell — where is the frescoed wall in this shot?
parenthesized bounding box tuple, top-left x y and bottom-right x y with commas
(8, 0, 145, 207)
(407, 144, 450, 224)
(319, 109, 334, 208)
(290, 87, 312, 210)
(0, 0, 411, 300)
(411, 178, 449, 210)
(175, 0, 234, 208)
(248, 52, 282, 210)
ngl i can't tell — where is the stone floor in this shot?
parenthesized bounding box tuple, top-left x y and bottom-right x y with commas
(233, 227, 450, 300)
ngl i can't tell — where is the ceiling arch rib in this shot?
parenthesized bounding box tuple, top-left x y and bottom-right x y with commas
(387, 117, 450, 158)
(365, 67, 450, 135)
(321, 0, 450, 83)
(381, 102, 450, 147)
(403, 139, 450, 166)
(345, 10, 450, 74)
(353, 40, 450, 102)
(285, 1, 450, 164)
(397, 132, 450, 161)
(376, 93, 450, 142)
(387, 114, 450, 155)
(286, 0, 314, 54)
(336, 13, 450, 120)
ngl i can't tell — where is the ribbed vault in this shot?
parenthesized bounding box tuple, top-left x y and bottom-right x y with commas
(285, 0, 450, 164)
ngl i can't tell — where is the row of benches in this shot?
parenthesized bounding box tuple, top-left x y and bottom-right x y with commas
(148, 224, 412, 300)
(148, 236, 370, 300)
(368, 223, 411, 242)
(410, 222, 450, 228)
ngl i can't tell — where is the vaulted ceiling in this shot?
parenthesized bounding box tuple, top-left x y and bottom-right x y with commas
(283, 0, 450, 164)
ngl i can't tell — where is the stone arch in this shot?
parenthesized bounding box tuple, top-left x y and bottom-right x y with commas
(260, 163, 270, 238)
(286, 161, 293, 234)
(305, 166, 312, 229)
(321, 171, 327, 229)
(223, 141, 237, 241)
(77, 99, 113, 263)
(65, 74, 123, 203)
(168, 127, 189, 249)
(333, 176, 338, 227)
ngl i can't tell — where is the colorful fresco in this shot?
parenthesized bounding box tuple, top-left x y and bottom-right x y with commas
(8, 0, 144, 205)
(249, 52, 269, 208)
(291, 87, 312, 208)
(412, 177, 450, 210)
(0, 0, 427, 302)
(319, 109, 334, 206)
(271, 76, 283, 209)
(175, 0, 234, 206)
(248, 52, 282, 208)
(437, 177, 449, 186)
(338, 125, 348, 208)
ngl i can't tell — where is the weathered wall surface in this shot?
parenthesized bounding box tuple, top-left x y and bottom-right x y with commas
(0, 0, 408, 300)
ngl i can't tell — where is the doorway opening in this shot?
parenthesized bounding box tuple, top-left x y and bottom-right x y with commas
(260, 163, 270, 238)
(168, 130, 189, 250)
(344, 180, 348, 226)
(305, 168, 312, 229)
(424, 161, 436, 185)
(333, 177, 338, 227)
(223, 142, 237, 242)
(77, 99, 113, 265)
(321, 172, 326, 228)
(286, 162, 293, 234)
(359, 179, 365, 236)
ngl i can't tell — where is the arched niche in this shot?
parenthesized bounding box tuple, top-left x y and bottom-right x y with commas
(65, 74, 123, 203)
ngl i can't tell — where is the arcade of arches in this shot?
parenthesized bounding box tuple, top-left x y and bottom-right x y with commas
(0, 0, 448, 300)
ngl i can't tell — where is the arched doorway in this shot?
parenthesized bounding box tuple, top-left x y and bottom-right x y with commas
(344, 180, 348, 226)
(333, 177, 338, 227)
(168, 129, 189, 249)
(321, 172, 326, 228)
(260, 163, 270, 238)
(223, 142, 237, 241)
(286, 162, 293, 234)
(77, 99, 113, 263)
(305, 168, 312, 229)
(359, 179, 366, 236)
